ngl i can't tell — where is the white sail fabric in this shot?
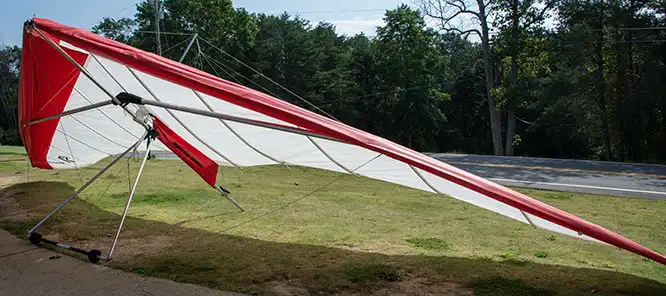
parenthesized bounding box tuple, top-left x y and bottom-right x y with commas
(20, 18, 666, 265)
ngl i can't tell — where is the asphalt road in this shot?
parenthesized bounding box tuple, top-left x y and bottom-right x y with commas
(429, 153, 666, 200)
(145, 150, 666, 200)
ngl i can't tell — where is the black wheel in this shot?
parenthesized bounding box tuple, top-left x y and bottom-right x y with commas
(28, 232, 42, 245)
(88, 249, 102, 263)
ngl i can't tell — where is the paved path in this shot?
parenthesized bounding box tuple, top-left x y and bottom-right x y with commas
(0, 229, 240, 296)
(145, 150, 666, 199)
(429, 153, 666, 200)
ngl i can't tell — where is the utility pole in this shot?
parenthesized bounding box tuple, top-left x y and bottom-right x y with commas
(149, 0, 161, 160)
(154, 0, 162, 56)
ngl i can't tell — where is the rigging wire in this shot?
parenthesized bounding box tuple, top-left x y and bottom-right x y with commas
(219, 153, 382, 234)
(200, 53, 238, 83)
(201, 51, 281, 98)
(159, 36, 194, 55)
(197, 36, 340, 121)
(54, 120, 90, 257)
(194, 44, 290, 168)
(315, 85, 433, 106)
(63, 154, 134, 247)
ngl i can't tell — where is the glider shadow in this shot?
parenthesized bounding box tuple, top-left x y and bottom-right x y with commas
(1, 181, 664, 296)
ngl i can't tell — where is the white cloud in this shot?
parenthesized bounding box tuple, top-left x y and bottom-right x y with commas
(328, 17, 385, 36)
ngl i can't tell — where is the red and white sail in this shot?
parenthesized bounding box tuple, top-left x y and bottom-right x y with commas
(18, 18, 666, 265)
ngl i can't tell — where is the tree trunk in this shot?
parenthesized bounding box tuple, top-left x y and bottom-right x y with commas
(505, 106, 516, 156)
(505, 0, 519, 156)
(595, 3, 612, 161)
(478, 0, 503, 155)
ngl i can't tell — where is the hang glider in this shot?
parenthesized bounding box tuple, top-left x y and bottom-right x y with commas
(18, 18, 666, 265)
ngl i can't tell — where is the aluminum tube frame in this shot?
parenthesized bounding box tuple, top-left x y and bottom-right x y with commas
(139, 99, 341, 143)
(25, 100, 114, 126)
(214, 185, 244, 212)
(105, 135, 153, 261)
(26, 132, 149, 236)
(179, 33, 198, 63)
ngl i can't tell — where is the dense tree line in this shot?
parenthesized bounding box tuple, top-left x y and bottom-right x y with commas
(1, 0, 665, 163)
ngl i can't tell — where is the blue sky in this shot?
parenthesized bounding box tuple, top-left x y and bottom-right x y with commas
(1, 0, 410, 46)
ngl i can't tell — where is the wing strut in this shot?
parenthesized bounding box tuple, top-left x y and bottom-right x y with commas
(107, 129, 155, 260)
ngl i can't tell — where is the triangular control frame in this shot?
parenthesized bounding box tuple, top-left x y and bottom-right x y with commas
(24, 24, 244, 263)
(26, 122, 244, 263)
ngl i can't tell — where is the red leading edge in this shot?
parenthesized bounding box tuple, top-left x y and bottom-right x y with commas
(19, 27, 89, 169)
(20, 18, 666, 265)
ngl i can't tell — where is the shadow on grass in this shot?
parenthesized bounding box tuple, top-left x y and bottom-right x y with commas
(1, 181, 664, 296)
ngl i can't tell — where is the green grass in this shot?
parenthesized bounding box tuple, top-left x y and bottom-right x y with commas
(406, 237, 450, 251)
(0, 145, 26, 155)
(0, 153, 665, 295)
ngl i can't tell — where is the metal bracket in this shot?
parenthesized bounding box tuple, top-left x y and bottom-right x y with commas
(215, 185, 244, 212)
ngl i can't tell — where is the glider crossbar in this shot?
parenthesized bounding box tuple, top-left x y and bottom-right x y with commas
(25, 100, 114, 126)
(115, 92, 342, 143)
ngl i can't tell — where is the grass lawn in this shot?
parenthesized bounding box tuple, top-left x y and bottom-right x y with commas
(1, 152, 665, 295)
(0, 145, 26, 155)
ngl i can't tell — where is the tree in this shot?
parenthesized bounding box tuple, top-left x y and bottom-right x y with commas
(415, 0, 504, 155)
(373, 5, 449, 150)
(5, 0, 661, 163)
(92, 17, 138, 44)
(0, 45, 21, 145)
(492, 0, 554, 155)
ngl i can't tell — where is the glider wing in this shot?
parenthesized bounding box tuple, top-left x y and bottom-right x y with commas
(18, 18, 666, 265)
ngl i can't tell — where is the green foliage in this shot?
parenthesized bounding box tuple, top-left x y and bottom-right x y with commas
(0, 45, 20, 145)
(2, 0, 666, 162)
(92, 17, 137, 43)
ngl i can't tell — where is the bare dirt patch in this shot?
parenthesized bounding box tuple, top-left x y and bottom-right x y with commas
(0, 179, 32, 222)
(339, 276, 473, 296)
(266, 275, 474, 296)
(266, 280, 311, 296)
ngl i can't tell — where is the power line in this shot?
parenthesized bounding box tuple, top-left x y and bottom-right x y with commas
(263, 8, 389, 15)
(83, 5, 135, 29)
(134, 30, 195, 36)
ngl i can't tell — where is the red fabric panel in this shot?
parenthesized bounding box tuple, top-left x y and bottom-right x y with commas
(30, 18, 666, 265)
(19, 27, 89, 169)
(153, 118, 218, 187)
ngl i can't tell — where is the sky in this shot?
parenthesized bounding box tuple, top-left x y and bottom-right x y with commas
(0, 0, 411, 47)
